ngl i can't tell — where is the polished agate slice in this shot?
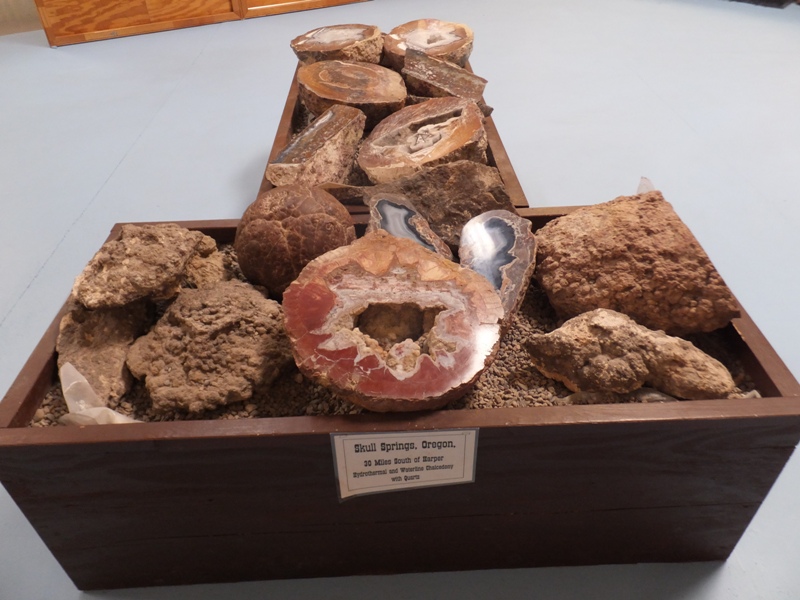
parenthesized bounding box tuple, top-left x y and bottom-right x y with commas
(290, 24, 383, 64)
(296, 60, 406, 129)
(357, 97, 487, 184)
(383, 19, 473, 71)
(402, 48, 492, 116)
(282, 230, 504, 412)
(366, 194, 453, 259)
(266, 104, 366, 187)
(459, 210, 537, 327)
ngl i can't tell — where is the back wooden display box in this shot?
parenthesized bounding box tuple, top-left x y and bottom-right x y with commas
(1, 72, 800, 590)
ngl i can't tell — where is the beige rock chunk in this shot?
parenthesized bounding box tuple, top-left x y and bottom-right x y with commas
(290, 24, 383, 64)
(383, 19, 474, 71)
(525, 309, 737, 400)
(234, 184, 356, 295)
(266, 104, 366, 187)
(534, 191, 740, 335)
(56, 299, 151, 403)
(126, 281, 293, 413)
(72, 223, 221, 309)
(296, 60, 406, 130)
(358, 97, 487, 184)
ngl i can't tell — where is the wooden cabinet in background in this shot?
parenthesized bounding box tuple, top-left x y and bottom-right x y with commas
(35, 0, 370, 46)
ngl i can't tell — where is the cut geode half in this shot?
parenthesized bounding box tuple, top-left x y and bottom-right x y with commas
(383, 19, 474, 71)
(366, 194, 452, 259)
(357, 97, 487, 184)
(459, 210, 536, 327)
(282, 230, 504, 412)
(290, 24, 383, 64)
(296, 60, 406, 130)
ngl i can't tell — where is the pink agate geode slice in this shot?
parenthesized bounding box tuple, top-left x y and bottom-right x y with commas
(282, 230, 504, 412)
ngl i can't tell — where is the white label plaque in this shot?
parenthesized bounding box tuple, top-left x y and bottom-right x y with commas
(331, 429, 479, 500)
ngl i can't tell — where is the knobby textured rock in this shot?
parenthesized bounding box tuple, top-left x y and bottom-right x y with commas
(56, 299, 152, 402)
(525, 308, 737, 400)
(534, 191, 739, 335)
(126, 281, 294, 413)
(72, 223, 223, 309)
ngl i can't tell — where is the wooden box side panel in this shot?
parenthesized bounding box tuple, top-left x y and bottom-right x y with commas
(243, 0, 370, 20)
(35, 0, 242, 46)
(3, 416, 799, 589)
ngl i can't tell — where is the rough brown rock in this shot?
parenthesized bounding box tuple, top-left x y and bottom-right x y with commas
(56, 299, 152, 402)
(402, 48, 492, 116)
(72, 223, 221, 309)
(126, 280, 293, 413)
(524, 308, 737, 400)
(296, 60, 406, 130)
(383, 19, 473, 71)
(534, 191, 740, 335)
(266, 104, 366, 187)
(290, 24, 383, 64)
(234, 184, 356, 295)
(357, 97, 487, 184)
(282, 230, 504, 412)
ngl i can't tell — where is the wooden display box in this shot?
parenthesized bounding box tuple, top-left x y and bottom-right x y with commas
(1, 211, 800, 590)
(2, 72, 800, 591)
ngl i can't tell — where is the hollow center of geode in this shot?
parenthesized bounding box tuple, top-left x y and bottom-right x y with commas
(355, 302, 442, 351)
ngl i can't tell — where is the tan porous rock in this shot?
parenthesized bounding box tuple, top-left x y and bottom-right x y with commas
(525, 308, 737, 400)
(234, 184, 356, 295)
(290, 24, 383, 64)
(266, 104, 366, 187)
(72, 223, 221, 309)
(282, 230, 504, 412)
(357, 97, 487, 184)
(534, 191, 740, 335)
(296, 60, 406, 129)
(126, 281, 293, 413)
(56, 300, 151, 403)
(383, 19, 473, 71)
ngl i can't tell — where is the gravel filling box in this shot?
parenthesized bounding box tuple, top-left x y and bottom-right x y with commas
(1, 71, 800, 590)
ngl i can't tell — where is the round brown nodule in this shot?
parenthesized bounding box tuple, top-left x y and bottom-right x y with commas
(282, 230, 504, 412)
(234, 184, 355, 296)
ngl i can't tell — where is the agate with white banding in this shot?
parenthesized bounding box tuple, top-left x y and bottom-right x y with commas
(459, 210, 536, 325)
(366, 194, 452, 259)
(282, 230, 504, 412)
